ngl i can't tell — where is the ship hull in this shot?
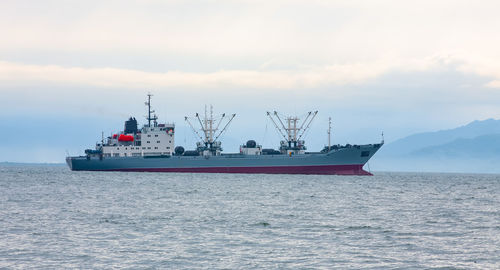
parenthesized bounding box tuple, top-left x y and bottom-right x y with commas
(67, 143, 381, 176)
(77, 164, 371, 175)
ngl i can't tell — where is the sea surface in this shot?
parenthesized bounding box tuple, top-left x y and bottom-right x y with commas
(0, 165, 499, 269)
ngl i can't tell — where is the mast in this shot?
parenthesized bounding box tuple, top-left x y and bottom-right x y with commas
(209, 105, 214, 143)
(145, 93, 158, 127)
(285, 116, 299, 146)
(328, 117, 331, 151)
(146, 93, 151, 127)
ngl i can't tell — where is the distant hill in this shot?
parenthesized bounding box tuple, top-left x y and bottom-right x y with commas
(410, 134, 500, 158)
(379, 118, 500, 157)
(372, 118, 500, 173)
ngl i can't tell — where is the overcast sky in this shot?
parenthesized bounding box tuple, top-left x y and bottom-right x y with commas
(1, 0, 500, 162)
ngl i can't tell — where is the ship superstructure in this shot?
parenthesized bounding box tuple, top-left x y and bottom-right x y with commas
(95, 94, 175, 158)
(67, 94, 383, 175)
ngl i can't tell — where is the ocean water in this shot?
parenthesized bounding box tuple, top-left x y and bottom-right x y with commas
(0, 166, 499, 269)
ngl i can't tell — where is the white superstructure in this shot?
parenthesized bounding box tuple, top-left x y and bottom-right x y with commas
(97, 94, 175, 157)
(100, 124, 175, 157)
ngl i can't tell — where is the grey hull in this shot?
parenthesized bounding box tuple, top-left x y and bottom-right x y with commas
(67, 143, 382, 175)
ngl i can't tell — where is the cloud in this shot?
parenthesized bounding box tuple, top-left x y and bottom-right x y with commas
(2, 0, 500, 61)
(2, 53, 500, 91)
(0, 56, 466, 90)
(454, 57, 500, 88)
(0, 60, 381, 89)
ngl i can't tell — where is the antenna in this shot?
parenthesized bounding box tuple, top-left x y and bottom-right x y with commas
(145, 93, 158, 127)
(381, 131, 384, 144)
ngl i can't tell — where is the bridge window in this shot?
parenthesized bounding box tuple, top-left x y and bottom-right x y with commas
(361, 151, 370, 157)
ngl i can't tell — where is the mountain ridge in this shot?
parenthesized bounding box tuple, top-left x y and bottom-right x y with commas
(372, 118, 500, 173)
(410, 133, 500, 158)
(379, 118, 500, 157)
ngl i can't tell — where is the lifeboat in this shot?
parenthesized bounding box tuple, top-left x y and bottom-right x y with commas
(118, 134, 134, 142)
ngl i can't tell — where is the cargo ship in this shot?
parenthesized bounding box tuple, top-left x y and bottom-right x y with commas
(66, 94, 383, 175)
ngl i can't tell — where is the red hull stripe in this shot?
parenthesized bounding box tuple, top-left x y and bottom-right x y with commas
(103, 164, 372, 175)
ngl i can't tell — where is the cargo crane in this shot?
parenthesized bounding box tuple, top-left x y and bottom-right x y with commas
(266, 110, 318, 155)
(185, 105, 236, 156)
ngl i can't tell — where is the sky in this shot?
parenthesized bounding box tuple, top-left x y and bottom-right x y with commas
(1, 0, 500, 162)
